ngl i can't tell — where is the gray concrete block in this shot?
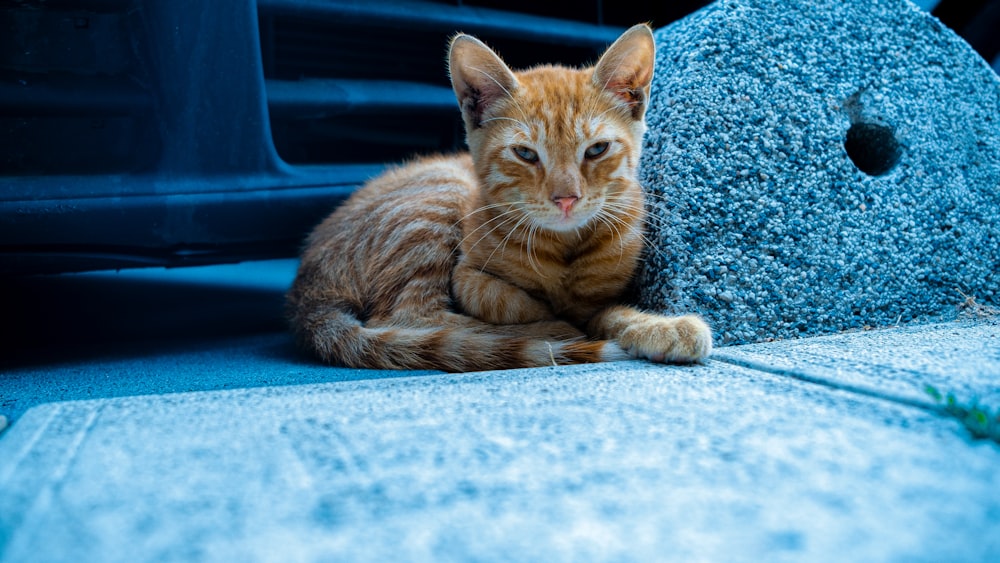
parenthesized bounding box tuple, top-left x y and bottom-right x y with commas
(2, 361, 999, 562)
(638, 0, 1000, 345)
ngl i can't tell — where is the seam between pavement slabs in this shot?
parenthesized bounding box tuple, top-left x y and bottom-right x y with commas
(709, 354, 941, 415)
(47, 404, 103, 487)
(0, 404, 61, 487)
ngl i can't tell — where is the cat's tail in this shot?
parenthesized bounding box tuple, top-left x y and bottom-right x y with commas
(287, 295, 627, 372)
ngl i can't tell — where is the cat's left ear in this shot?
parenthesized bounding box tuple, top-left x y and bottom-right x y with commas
(593, 23, 656, 120)
(449, 34, 519, 129)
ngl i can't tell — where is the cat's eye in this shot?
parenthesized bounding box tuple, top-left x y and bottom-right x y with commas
(585, 141, 610, 159)
(512, 145, 539, 164)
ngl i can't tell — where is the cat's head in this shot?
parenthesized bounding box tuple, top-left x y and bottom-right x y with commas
(449, 24, 655, 233)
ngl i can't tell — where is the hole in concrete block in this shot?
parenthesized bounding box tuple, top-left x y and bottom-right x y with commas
(844, 122, 901, 176)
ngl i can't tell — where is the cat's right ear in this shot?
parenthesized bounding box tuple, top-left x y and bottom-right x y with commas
(449, 34, 519, 129)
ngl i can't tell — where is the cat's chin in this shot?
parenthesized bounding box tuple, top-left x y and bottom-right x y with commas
(537, 218, 592, 234)
(533, 210, 596, 234)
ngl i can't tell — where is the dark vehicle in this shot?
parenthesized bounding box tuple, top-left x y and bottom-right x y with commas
(1, 0, 995, 276)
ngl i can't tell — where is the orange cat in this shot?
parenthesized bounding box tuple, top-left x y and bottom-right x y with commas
(287, 24, 712, 372)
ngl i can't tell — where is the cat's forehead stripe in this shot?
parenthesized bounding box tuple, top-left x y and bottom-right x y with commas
(504, 67, 623, 145)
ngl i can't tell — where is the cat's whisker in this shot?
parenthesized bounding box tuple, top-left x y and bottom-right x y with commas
(523, 221, 548, 279)
(517, 217, 535, 270)
(491, 209, 541, 278)
(595, 203, 639, 237)
(479, 116, 531, 131)
(590, 99, 641, 122)
(499, 213, 529, 262)
(599, 201, 670, 262)
(606, 194, 671, 219)
(468, 65, 516, 101)
(507, 215, 532, 270)
(483, 211, 532, 273)
(593, 209, 628, 266)
(602, 202, 656, 237)
(639, 190, 681, 206)
(451, 201, 516, 229)
(600, 199, 648, 218)
(584, 79, 609, 125)
(451, 209, 521, 260)
(453, 205, 518, 240)
(466, 211, 524, 261)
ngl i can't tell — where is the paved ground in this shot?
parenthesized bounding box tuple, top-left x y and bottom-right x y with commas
(1, 260, 998, 562)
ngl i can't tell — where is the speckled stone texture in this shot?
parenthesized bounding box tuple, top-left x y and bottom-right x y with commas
(3, 357, 999, 562)
(637, 0, 1000, 345)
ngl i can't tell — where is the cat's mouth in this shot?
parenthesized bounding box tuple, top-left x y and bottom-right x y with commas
(533, 204, 597, 233)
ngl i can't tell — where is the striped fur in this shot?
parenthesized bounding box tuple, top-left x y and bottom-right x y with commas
(287, 24, 712, 372)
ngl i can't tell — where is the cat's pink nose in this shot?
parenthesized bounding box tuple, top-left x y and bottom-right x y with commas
(553, 196, 578, 214)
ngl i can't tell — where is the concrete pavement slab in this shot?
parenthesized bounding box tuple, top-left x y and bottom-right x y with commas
(714, 319, 1000, 408)
(2, 361, 998, 562)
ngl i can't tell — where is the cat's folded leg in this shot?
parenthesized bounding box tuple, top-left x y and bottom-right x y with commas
(452, 263, 555, 325)
(588, 305, 713, 363)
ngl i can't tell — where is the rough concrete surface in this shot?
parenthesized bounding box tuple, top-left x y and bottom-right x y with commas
(638, 0, 1000, 345)
(2, 358, 999, 563)
(716, 317, 1000, 407)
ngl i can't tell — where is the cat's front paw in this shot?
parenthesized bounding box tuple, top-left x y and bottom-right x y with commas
(618, 314, 713, 363)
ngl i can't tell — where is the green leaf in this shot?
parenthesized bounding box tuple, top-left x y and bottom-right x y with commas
(927, 388, 1000, 445)
(924, 384, 942, 402)
(971, 409, 989, 427)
